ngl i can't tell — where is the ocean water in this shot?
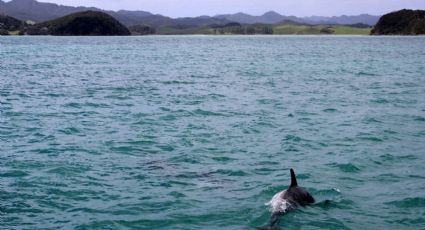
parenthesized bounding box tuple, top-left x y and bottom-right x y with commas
(0, 36, 424, 230)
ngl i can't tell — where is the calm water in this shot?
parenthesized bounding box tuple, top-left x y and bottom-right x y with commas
(1, 36, 425, 229)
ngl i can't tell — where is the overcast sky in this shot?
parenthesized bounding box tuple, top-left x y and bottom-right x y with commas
(7, 0, 425, 17)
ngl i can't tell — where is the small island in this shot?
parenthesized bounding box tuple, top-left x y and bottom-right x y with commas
(371, 9, 425, 35)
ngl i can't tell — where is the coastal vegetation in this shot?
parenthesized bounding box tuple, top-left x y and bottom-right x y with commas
(128, 24, 156, 35)
(273, 22, 371, 35)
(140, 22, 369, 35)
(0, 14, 25, 35)
(211, 23, 274, 34)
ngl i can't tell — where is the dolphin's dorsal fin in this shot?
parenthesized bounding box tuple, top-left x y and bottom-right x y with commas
(290, 168, 298, 187)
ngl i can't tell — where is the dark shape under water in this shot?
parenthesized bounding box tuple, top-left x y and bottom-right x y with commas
(259, 169, 315, 229)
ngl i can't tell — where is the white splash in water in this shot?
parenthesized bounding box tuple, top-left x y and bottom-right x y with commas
(333, 188, 341, 193)
(265, 190, 292, 213)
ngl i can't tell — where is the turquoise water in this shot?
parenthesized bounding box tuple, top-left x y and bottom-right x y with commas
(1, 36, 425, 229)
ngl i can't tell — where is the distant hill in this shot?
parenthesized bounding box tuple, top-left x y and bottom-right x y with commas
(0, 0, 100, 22)
(215, 11, 379, 25)
(0, 0, 380, 28)
(0, 0, 153, 26)
(26, 11, 130, 35)
(0, 0, 231, 28)
(302, 14, 379, 26)
(136, 15, 230, 28)
(215, 11, 302, 24)
(371, 9, 425, 35)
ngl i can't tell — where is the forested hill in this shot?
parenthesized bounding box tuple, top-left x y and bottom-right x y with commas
(371, 9, 425, 35)
(25, 11, 131, 35)
(0, 14, 25, 35)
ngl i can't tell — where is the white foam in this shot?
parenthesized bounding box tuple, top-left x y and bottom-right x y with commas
(332, 187, 341, 193)
(265, 190, 292, 213)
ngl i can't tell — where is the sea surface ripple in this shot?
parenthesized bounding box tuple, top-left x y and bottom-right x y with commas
(1, 36, 425, 229)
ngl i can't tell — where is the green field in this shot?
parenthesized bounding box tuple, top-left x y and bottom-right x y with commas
(7, 30, 21, 35)
(273, 24, 371, 35)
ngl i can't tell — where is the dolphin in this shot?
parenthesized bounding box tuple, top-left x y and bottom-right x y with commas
(259, 169, 315, 229)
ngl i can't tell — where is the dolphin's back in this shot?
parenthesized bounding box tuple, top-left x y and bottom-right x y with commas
(283, 186, 315, 206)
